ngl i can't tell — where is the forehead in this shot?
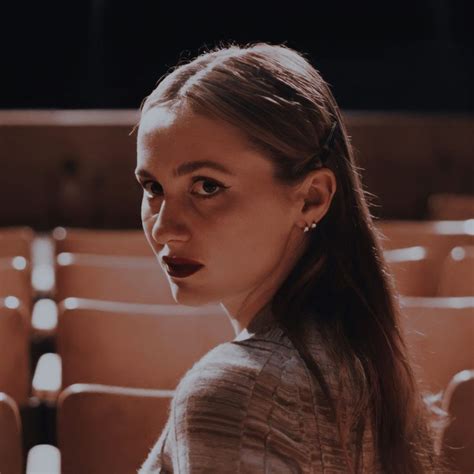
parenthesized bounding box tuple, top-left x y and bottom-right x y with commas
(138, 106, 251, 153)
(136, 106, 274, 177)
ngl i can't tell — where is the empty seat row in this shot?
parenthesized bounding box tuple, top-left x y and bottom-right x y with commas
(1, 220, 473, 259)
(2, 243, 472, 336)
(2, 293, 472, 410)
(52, 227, 154, 257)
(376, 219, 474, 254)
(2, 370, 469, 474)
(1, 384, 173, 474)
(55, 253, 175, 305)
(0, 221, 472, 307)
(386, 245, 474, 297)
(0, 221, 473, 473)
(27, 296, 474, 404)
(33, 301, 233, 402)
(0, 298, 233, 407)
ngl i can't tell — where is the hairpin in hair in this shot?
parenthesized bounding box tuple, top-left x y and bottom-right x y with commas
(315, 120, 339, 164)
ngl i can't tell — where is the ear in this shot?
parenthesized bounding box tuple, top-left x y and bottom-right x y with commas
(292, 168, 337, 230)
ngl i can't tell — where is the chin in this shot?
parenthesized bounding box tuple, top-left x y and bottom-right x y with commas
(168, 285, 221, 308)
(169, 287, 208, 307)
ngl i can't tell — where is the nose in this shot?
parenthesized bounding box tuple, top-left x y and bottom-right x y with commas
(147, 199, 190, 246)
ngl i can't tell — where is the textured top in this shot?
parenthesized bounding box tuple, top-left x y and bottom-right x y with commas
(138, 302, 382, 473)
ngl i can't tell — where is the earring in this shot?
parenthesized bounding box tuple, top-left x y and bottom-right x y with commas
(303, 221, 318, 232)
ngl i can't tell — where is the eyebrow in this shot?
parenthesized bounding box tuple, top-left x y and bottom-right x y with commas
(135, 160, 235, 179)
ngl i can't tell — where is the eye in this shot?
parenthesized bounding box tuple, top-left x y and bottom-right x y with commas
(142, 181, 163, 199)
(140, 177, 228, 200)
(191, 177, 228, 199)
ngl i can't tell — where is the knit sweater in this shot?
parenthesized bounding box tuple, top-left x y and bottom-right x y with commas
(139, 302, 382, 473)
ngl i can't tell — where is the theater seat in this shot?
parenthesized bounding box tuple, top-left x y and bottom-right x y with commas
(0, 392, 23, 474)
(55, 253, 175, 305)
(52, 227, 154, 257)
(0, 298, 30, 405)
(438, 370, 474, 473)
(384, 246, 441, 296)
(376, 219, 474, 255)
(32, 299, 233, 402)
(57, 384, 173, 474)
(0, 256, 32, 315)
(0, 226, 34, 259)
(399, 296, 474, 394)
(437, 246, 474, 297)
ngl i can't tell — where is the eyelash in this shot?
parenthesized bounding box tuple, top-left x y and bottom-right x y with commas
(140, 176, 228, 200)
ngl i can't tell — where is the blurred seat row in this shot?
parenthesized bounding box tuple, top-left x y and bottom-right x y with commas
(0, 220, 473, 473)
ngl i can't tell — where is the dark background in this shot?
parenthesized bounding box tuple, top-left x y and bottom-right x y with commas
(1, 1, 473, 111)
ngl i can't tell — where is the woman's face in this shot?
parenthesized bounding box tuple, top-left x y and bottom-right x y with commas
(136, 104, 310, 324)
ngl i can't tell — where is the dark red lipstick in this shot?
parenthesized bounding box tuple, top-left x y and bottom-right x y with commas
(162, 256, 204, 278)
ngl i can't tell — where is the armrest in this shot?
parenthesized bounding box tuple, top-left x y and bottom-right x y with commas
(31, 235, 55, 299)
(31, 263, 55, 298)
(31, 299, 58, 338)
(32, 353, 62, 403)
(26, 444, 61, 474)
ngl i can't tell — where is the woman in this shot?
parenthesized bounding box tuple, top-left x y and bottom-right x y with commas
(135, 42, 449, 473)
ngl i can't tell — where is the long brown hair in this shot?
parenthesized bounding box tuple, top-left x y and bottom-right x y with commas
(136, 41, 450, 473)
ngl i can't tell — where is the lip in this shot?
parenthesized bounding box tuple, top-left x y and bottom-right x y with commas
(162, 256, 204, 279)
(162, 256, 203, 266)
(164, 262, 204, 278)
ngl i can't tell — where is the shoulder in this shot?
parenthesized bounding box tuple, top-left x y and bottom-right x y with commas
(166, 340, 299, 472)
(172, 318, 341, 413)
(171, 335, 308, 430)
(166, 323, 357, 472)
(173, 337, 295, 406)
(168, 339, 310, 470)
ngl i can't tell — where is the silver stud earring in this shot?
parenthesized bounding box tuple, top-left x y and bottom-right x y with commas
(303, 221, 318, 232)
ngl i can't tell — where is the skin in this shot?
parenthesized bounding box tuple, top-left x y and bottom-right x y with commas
(136, 103, 336, 336)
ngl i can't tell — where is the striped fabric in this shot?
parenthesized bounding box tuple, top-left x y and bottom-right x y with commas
(139, 302, 383, 473)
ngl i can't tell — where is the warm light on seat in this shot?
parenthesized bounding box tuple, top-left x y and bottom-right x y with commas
(32, 263, 55, 292)
(4, 296, 20, 310)
(26, 444, 61, 474)
(32, 299, 58, 332)
(32, 354, 62, 403)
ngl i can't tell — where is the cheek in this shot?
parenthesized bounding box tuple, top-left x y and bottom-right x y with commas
(140, 197, 156, 221)
(227, 191, 287, 227)
(140, 199, 155, 234)
(216, 200, 288, 255)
